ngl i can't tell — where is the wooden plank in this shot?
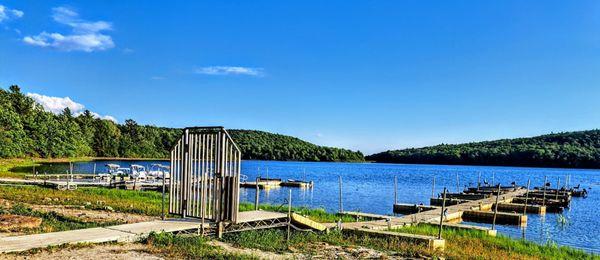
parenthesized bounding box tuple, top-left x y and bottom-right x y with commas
(237, 210, 288, 223)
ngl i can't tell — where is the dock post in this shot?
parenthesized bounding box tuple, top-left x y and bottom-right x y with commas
(542, 176, 547, 207)
(492, 172, 495, 186)
(477, 172, 481, 190)
(93, 163, 96, 174)
(161, 172, 166, 220)
(394, 176, 398, 205)
(456, 172, 460, 193)
(555, 177, 560, 200)
(338, 176, 343, 214)
(523, 178, 530, 215)
(438, 187, 447, 239)
(492, 184, 501, 230)
(431, 176, 436, 198)
(287, 189, 292, 242)
(255, 177, 260, 210)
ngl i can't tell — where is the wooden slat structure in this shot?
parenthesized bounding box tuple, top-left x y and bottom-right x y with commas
(169, 127, 241, 224)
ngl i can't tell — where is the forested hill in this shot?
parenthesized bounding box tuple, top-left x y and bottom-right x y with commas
(366, 131, 600, 168)
(0, 86, 363, 162)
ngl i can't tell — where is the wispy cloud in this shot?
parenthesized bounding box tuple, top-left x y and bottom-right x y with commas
(150, 76, 166, 80)
(27, 93, 117, 122)
(0, 4, 24, 23)
(23, 6, 114, 52)
(194, 66, 264, 76)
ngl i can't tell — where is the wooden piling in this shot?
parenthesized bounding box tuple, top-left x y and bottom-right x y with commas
(492, 184, 500, 230)
(338, 176, 343, 214)
(394, 176, 398, 205)
(255, 177, 260, 210)
(438, 188, 447, 239)
(523, 179, 530, 215)
(543, 176, 547, 207)
(431, 176, 436, 198)
(287, 189, 292, 241)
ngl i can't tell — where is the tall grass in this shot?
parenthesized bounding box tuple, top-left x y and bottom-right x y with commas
(394, 223, 598, 260)
(144, 232, 257, 259)
(223, 228, 430, 258)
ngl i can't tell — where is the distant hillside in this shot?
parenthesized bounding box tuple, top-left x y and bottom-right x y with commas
(230, 130, 364, 162)
(0, 85, 363, 162)
(366, 130, 600, 168)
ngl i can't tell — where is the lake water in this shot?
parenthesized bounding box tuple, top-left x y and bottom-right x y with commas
(34, 160, 600, 253)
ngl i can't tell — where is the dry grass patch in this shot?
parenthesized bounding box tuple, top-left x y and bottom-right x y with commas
(0, 214, 42, 231)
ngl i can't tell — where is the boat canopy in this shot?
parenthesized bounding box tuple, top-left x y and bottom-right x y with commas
(105, 164, 120, 169)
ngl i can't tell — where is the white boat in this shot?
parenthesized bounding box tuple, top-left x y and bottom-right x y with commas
(98, 164, 127, 178)
(148, 164, 170, 179)
(130, 164, 148, 179)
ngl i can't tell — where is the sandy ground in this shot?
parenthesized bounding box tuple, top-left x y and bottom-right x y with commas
(0, 244, 162, 260)
(0, 240, 409, 260)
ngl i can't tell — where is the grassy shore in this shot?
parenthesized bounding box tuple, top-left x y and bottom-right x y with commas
(0, 158, 94, 178)
(0, 158, 597, 259)
(395, 224, 597, 259)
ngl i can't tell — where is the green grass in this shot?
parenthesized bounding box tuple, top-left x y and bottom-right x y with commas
(144, 232, 258, 259)
(0, 185, 164, 216)
(0, 203, 116, 233)
(223, 228, 429, 258)
(394, 224, 598, 260)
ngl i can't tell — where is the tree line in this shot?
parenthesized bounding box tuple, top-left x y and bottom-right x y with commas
(0, 86, 364, 162)
(366, 130, 600, 168)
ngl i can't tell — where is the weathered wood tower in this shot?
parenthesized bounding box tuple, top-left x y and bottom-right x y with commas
(169, 127, 242, 226)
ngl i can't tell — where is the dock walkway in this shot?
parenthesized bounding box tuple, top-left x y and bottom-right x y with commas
(0, 210, 287, 254)
(340, 188, 527, 231)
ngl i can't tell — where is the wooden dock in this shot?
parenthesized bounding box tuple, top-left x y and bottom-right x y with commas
(0, 219, 208, 253)
(340, 188, 528, 231)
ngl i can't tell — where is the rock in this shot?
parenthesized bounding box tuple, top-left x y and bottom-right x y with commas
(104, 206, 115, 212)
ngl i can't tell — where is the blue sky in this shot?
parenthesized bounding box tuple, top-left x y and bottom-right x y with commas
(1, 1, 600, 154)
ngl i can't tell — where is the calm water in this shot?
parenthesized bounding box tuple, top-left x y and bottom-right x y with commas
(35, 160, 600, 253)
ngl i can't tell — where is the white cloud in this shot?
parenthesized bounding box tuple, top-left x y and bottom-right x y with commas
(150, 76, 166, 80)
(0, 5, 24, 23)
(24, 32, 114, 52)
(27, 93, 117, 122)
(195, 66, 264, 76)
(23, 6, 114, 52)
